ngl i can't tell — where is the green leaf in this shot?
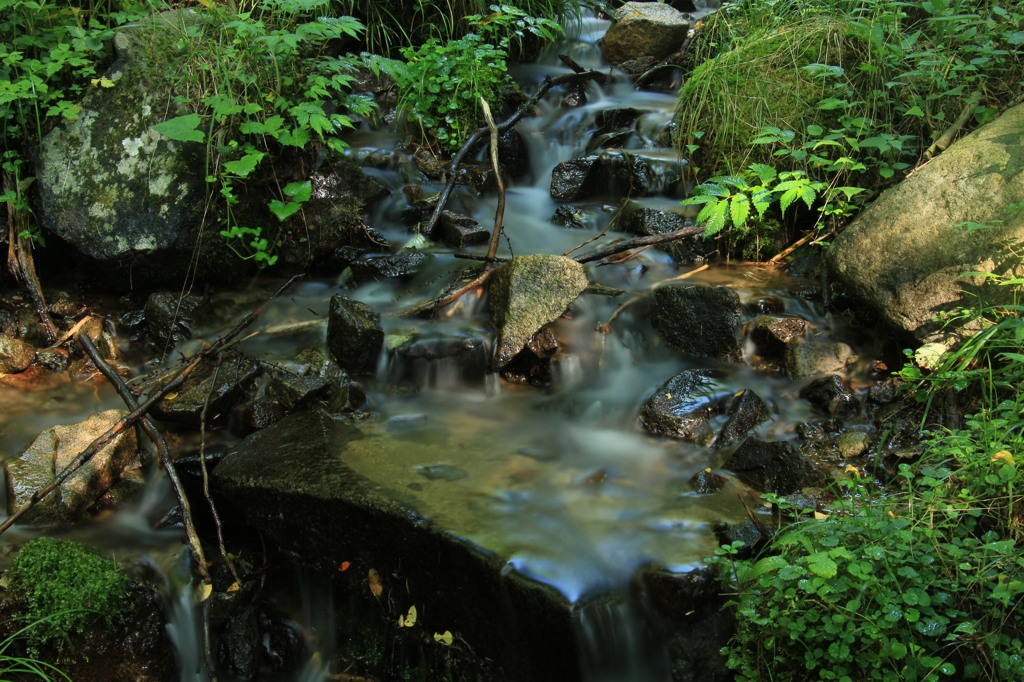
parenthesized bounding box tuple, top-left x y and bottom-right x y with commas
(806, 552, 838, 578)
(152, 113, 205, 143)
(222, 151, 266, 177)
(730, 193, 750, 229)
(269, 198, 302, 221)
(905, 105, 926, 116)
(283, 180, 311, 202)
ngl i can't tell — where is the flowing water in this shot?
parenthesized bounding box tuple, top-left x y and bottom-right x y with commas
(0, 7, 870, 681)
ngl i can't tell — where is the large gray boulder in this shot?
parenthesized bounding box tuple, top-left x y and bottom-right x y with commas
(36, 10, 206, 265)
(828, 103, 1024, 342)
(601, 2, 691, 63)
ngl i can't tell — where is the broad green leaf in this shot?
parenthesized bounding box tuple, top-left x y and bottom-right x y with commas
(283, 180, 311, 202)
(152, 113, 205, 143)
(269, 198, 303, 221)
(223, 151, 266, 177)
(747, 163, 777, 184)
(806, 552, 838, 578)
(905, 105, 926, 116)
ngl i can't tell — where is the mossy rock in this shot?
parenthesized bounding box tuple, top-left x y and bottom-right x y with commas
(675, 17, 869, 176)
(5, 536, 128, 650)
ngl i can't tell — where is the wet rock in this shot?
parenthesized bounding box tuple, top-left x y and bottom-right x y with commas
(34, 348, 70, 372)
(551, 205, 590, 230)
(36, 10, 206, 265)
(724, 437, 823, 495)
(498, 128, 530, 178)
(652, 284, 744, 362)
(868, 376, 902, 404)
(618, 201, 710, 262)
(748, 315, 809, 359)
(144, 291, 204, 349)
(348, 252, 429, 283)
(690, 468, 727, 494)
(550, 151, 654, 201)
(753, 296, 786, 314)
(327, 295, 384, 376)
(716, 389, 773, 447)
(292, 347, 366, 413)
(836, 430, 870, 458)
(416, 463, 468, 481)
(498, 326, 561, 387)
(435, 210, 490, 248)
(828, 103, 1024, 343)
(266, 368, 333, 410)
(455, 164, 498, 193)
(713, 519, 768, 557)
(211, 412, 581, 681)
(638, 369, 730, 442)
(602, 2, 690, 63)
(413, 147, 446, 179)
(6, 409, 137, 524)
(784, 340, 856, 379)
(588, 107, 641, 151)
(387, 332, 489, 388)
(799, 375, 859, 416)
(152, 352, 260, 427)
(488, 254, 589, 370)
(0, 333, 34, 373)
(233, 400, 287, 436)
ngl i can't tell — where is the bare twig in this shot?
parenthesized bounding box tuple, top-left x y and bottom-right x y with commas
(4, 174, 58, 342)
(767, 227, 836, 264)
(481, 98, 506, 270)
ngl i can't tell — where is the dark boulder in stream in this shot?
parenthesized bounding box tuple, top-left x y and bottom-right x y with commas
(652, 284, 744, 362)
(550, 151, 654, 201)
(327, 294, 384, 376)
(724, 437, 824, 495)
(639, 369, 731, 442)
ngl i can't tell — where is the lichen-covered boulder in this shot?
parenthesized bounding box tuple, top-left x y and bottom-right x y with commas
(36, 10, 206, 266)
(828, 103, 1024, 342)
(488, 255, 589, 370)
(602, 2, 690, 63)
(652, 284, 744, 361)
(6, 409, 138, 524)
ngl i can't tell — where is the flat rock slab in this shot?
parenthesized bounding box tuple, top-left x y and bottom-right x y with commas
(212, 408, 748, 680)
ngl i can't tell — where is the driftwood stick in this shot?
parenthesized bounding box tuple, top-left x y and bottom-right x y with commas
(572, 225, 706, 264)
(77, 333, 212, 583)
(421, 68, 606, 237)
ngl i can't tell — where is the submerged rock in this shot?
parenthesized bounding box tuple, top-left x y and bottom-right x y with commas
(652, 284, 744, 362)
(724, 438, 823, 495)
(488, 254, 589, 370)
(6, 409, 137, 524)
(799, 374, 859, 416)
(601, 2, 691, 63)
(326, 294, 384, 376)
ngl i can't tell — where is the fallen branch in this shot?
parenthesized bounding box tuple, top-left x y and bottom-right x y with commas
(421, 68, 607, 237)
(481, 97, 506, 270)
(571, 224, 705, 264)
(4, 174, 58, 342)
(767, 227, 836, 264)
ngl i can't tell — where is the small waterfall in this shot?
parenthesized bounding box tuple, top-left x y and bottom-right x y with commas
(575, 596, 672, 682)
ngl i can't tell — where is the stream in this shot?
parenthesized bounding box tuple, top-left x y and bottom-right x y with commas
(0, 7, 878, 682)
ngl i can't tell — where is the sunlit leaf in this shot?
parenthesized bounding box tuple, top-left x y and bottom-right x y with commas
(991, 450, 1015, 466)
(152, 113, 205, 143)
(196, 582, 213, 602)
(434, 630, 454, 645)
(398, 605, 417, 628)
(368, 568, 383, 597)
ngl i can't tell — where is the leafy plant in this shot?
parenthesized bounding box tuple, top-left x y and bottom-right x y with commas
(5, 537, 128, 651)
(0, 617, 74, 680)
(149, 0, 372, 265)
(368, 5, 560, 151)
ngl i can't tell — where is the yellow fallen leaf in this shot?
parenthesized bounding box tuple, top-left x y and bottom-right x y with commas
(434, 630, 454, 646)
(368, 568, 383, 597)
(196, 0, 215, 7)
(398, 605, 417, 628)
(665, 393, 672, 399)
(196, 582, 212, 603)
(226, 581, 240, 593)
(814, 511, 830, 520)
(844, 464, 861, 478)
(992, 450, 1016, 466)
